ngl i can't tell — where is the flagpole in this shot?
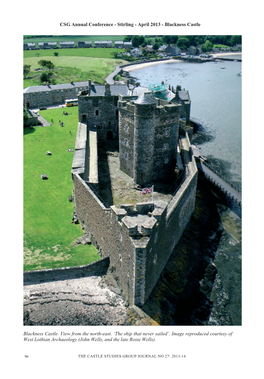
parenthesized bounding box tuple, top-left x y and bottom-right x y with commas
(152, 185, 154, 204)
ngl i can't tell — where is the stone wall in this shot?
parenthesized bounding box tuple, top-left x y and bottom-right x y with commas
(135, 133, 198, 303)
(78, 90, 119, 141)
(73, 174, 136, 305)
(23, 257, 110, 285)
(118, 96, 182, 186)
(72, 123, 197, 306)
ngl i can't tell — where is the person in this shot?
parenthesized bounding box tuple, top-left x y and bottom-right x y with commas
(41, 174, 48, 180)
(46, 151, 52, 155)
(72, 215, 78, 224)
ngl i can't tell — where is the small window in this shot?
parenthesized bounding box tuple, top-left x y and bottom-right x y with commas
(95, 110, 99, 116)
(125, 138, 128, 146)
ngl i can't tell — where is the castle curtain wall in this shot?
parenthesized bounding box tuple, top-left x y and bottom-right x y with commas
(73, 173, 136, 305)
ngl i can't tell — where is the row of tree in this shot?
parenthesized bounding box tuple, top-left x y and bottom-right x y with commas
(124, 35, 242, 51)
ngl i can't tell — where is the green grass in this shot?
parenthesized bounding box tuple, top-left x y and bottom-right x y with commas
(24, 35, 125, 44)
(213, 44, 230, 49)
(24, 47, 125, 59)
(24, 107, 100, 271)
(23, 49, 126, 88)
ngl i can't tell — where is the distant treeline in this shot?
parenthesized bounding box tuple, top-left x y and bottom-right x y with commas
(124, 35, 241, 48)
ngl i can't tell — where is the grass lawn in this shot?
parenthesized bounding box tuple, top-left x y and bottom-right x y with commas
(24, 106, 100, 271)
(23, 49, 126, 88)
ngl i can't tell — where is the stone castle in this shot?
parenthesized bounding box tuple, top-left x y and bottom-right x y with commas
(71, 80, 198, 306)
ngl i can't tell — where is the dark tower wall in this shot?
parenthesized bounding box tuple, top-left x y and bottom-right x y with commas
(118, 93, 182, 186)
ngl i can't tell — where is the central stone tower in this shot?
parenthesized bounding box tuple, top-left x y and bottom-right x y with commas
(118, 91, 182, 186)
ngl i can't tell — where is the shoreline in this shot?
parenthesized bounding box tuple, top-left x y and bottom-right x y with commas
(122, 59, 181, 72)
(121, 52, 242, 73)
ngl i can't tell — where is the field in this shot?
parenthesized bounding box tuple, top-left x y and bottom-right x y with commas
(23, 48, 126, 88)
(23, 35, 126, 44)
(24, 107, 100, 271)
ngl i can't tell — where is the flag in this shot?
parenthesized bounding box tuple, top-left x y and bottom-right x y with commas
(141, 186, 153, 195)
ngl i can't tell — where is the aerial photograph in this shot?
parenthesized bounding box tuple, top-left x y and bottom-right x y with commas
(23, 34, 242, 327)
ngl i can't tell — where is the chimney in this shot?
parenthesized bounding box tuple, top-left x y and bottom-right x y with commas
(104, 83, 111, 96)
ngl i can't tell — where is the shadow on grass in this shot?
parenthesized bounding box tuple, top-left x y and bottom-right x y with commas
(24, 126, 36, 135)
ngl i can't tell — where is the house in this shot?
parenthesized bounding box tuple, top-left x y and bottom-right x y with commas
(77, 41, 92, 48)
(131, 48, 142, 57)
(124, 42, 132, 49)
(165, 45, 181, 56)
(23, 43, 36, 50)
(115, 41, 124, 48)
(94, 41, 112, 48)
(158, 44, 167, 51)
(43, 42, 58, 49)
(144, 45, 154, 53)
(188, 46, 197, 55)
(23, 81, 90, 109)
(59, 41, 75, 48)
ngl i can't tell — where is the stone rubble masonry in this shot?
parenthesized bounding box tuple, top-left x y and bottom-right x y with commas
(71, 85, 197, 306)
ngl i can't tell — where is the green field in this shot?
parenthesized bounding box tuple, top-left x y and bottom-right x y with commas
(23, 48, 126, 88)
(23, 35, 125, 44)
(24, 107, 100, 271)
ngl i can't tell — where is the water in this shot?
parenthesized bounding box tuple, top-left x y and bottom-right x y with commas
(132, 57, 242, 325)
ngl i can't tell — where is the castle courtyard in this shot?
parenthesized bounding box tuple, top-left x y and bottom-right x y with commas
(97, 140, 174, 208)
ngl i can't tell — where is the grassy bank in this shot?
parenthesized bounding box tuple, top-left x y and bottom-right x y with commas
(24, 107, 100, 271)
(23, 48, 126, 88)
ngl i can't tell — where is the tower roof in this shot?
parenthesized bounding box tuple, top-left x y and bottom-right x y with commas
(133, 91, 156, 105)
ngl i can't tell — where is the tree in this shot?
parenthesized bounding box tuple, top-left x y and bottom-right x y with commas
(23, 107, 29, 122)
(40, 72, 52, 83)
(230, 35, 242, 46)
(38, 59, 55, 70)
(123, 35, 132, 42)
(176, 37, 191, 50)
(54, 52, 59, 56)
(45, 61, 55, 70)
(38, 59, 47, 68)
(201, 40, 213, 53)
(132, 35, 145, 47)
(23, 64, 31, 78)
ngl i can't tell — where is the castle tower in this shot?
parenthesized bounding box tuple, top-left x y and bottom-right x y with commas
(118, 91, 181, 187)
(133, 92, 157, 186)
